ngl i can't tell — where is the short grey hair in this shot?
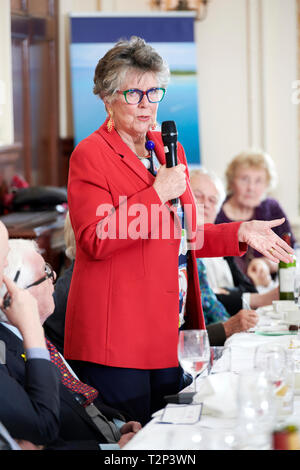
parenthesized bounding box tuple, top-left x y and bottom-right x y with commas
(0, 239, 40, 322)
(0, 239, 41, 320)
(189, 167, 226, 213)
(93, 36, 170, 104)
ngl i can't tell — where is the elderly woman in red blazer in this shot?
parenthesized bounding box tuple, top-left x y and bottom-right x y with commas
(65, 36, 293, 425)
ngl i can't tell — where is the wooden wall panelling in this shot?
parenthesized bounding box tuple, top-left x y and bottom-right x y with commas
(0, 144, 23, 184)
(58, 136, 74, 187)
(27, 0, 52, 17)
(10, 0, 59, 187)
(11, 33, 32, 184)
(11, 0, 55, 16)
(11, 0, 27, 14)
(0, 144, 22, 214)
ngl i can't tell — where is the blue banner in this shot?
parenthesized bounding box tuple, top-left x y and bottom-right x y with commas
(71, 16, 195, 43)
(70, 13, 201, 164)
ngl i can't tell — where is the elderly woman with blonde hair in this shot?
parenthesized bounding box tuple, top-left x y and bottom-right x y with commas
(215, 148, 296, 273)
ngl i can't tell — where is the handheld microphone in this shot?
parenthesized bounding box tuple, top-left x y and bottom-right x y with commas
(161, 120, 178, 206)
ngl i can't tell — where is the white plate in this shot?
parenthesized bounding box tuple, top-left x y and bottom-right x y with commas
(257, 305, 283, 319)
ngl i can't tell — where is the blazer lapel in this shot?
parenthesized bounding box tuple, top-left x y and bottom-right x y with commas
(97, 124, 196, 233)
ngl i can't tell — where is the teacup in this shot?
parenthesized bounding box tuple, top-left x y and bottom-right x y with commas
(272, 300, 296, 314)
(284, 309, 300, 324)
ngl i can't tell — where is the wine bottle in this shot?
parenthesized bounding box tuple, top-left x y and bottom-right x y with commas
(279, 232, 296, 300)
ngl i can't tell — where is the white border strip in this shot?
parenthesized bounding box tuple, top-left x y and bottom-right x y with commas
(69, 11, 197, 18)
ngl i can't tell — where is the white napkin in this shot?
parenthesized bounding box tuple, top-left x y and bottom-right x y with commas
(192, 372, 238, 419)
(257, 305, 274, 314)
(255, 324, 289, 332)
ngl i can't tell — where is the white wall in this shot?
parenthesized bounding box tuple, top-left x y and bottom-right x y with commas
(261, 0, 299, 222)
(196, 0, 299, 226)
(195, 0, 249, 172)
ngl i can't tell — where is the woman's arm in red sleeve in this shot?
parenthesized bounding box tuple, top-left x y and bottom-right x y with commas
(194, 222, 248, 258)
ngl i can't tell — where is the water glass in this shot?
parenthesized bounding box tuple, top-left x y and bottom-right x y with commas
(275, 353, 295, 418)
(254, 344, 287, 378)
(178, 330, 210, 391)
(236, 369, 275, 449)
(254, 344, 294, 419)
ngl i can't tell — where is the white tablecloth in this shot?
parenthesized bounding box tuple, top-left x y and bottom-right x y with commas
(123, 306, 300, 450)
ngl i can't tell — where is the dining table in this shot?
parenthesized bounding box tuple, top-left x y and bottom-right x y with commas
(123, 302, 300, 451)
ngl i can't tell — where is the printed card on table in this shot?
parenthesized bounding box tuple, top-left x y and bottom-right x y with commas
(159, 403, 203, 425)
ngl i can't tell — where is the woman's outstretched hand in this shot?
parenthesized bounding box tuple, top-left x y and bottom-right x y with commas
(238, 218, 294, 264)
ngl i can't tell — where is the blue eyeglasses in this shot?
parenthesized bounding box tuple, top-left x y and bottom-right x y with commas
(117, 87, 166, 105)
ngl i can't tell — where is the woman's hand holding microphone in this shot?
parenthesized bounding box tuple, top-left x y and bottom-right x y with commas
(153, 164, 187, 205)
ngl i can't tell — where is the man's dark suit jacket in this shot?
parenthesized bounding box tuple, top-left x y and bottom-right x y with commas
(0, 324, 125, 450)
(0, 350, 60, 445)
(216, 257, 258, 315)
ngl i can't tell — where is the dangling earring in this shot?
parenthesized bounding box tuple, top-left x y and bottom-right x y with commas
(151, 121, 157, 131)
(107, 112, 114, 133)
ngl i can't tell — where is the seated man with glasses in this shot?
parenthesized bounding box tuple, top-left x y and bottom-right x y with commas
(0, 238, 141, 450)
(0, 222, 61, 449)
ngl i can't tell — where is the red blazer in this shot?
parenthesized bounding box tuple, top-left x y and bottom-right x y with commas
(64, 121, 246, 369)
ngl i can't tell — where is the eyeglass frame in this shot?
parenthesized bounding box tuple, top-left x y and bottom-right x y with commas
(117, 87, 166, 105)
(26, 263, 55, 289)
(2, 264, 55, 310)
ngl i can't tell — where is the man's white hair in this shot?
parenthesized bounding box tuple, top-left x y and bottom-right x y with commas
(0, 239, 40, 322)
(189, 167, 226, 212)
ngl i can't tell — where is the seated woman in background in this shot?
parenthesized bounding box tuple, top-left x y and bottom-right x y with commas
(44, 212, 75, 354)
(247, 257, 278, 294)
(190, 168, 280, 315)
(215, 149, 296, 275)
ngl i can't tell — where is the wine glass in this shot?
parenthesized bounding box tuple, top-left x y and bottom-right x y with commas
(177, 330, 210, 392)
(253, 344, 294, 418)
(236, 369, 275, 449)
(254, 344, 287, 382)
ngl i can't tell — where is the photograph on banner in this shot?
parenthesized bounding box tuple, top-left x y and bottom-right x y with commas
(70, 14, 201, 165)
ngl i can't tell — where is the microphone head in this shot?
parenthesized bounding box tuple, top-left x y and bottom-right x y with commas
(161, 121, 177, 144)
